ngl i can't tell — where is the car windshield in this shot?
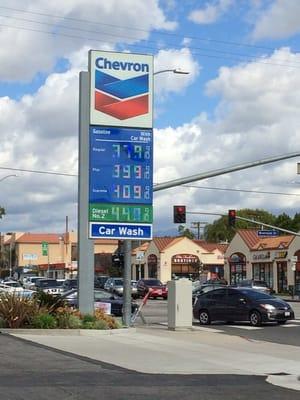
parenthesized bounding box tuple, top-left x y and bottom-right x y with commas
(5, 282, 22, 287)
(38, 280, 58, 287)
(66, 280, 77, 287)
(114, 279, 123, 286)
(144, 279, 162, 286)
(239, 289, 272, 300)
(253, 281, 268, 287)
(94, 290, 113, 300)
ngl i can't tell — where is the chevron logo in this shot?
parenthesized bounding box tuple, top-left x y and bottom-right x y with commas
(94, 69, 149, 120)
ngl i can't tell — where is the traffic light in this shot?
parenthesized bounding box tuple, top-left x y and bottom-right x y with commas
(173, 205, 186, 223)
(228, 209, 236, 227)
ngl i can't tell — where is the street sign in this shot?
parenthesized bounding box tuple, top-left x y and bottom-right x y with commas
(257, 230, 279, 237)
(89, 126, 153, 239)
(90, 222, 152, 240)
(41, 241, 48, 256)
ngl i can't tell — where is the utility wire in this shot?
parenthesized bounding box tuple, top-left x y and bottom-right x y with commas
(1, 23, 300, 70)
(0, 166, 77, 177)
(1, 13, 300, 68)
(182, 184, 300, 197)
(0, 166, 299, 198)
(0, 5, 289, 52)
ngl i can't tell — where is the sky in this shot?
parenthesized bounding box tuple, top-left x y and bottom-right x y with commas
(1, 0, 300, 237)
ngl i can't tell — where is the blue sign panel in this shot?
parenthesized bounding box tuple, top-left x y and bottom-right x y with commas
(257, 230, 279, 237)
(90, 222, 152, 240)
(89, 126, 153, 238)
(89, 126, 152, 205)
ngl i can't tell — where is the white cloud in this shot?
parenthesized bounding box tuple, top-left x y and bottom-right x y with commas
(252, 0, 300, 40)
(154, 48, 200, 99)
(152, 48, 300, 231)
(0, 0, 176, 82)
(188, 0, 234, 25)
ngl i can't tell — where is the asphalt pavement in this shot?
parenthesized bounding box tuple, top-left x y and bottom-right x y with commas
(0, 333, 299, 400)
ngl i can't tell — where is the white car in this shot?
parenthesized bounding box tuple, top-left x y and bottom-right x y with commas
(23, 276, 41, 290)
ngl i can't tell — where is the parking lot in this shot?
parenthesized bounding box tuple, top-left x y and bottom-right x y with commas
(135, 299, 300, 346)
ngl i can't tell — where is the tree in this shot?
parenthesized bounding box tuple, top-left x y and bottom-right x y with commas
(275, 213, 293, 231)
(0, 206, 5, 219)
(178, 225, 195, 239)
(204, 208, 276, 242)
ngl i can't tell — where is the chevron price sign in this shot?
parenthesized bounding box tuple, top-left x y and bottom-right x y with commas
(88, 50, 153, 240)
(89, 50, 153, 128)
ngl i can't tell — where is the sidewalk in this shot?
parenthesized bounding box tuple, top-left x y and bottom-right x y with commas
(4, 323, 300, 392)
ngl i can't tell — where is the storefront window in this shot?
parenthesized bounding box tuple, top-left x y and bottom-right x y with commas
(277, 262, 288, 293)
(252, 263, 273, 289)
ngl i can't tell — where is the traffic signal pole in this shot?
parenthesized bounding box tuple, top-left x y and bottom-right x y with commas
(153, 152, 300, 192)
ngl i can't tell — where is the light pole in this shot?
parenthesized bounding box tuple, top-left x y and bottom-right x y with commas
(153, 69, 190, 76)
(122, 67, 190, 327)
(0, 175, 17, 276)
(0, 174, 17, 183)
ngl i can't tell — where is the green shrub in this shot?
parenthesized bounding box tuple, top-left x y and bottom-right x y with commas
(0, 292, 39, 328)
(31, 313, 57, 329)
(34, 291, 66, 313)
(82, 314, 96, 324)
(56, 314, 82, 329)
(0, 316, 6, 328)
(82, 321, 95, 329)
(92, 319, 109, 330)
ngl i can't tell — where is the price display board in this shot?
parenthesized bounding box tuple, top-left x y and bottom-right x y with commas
(89, 126, 153, 239)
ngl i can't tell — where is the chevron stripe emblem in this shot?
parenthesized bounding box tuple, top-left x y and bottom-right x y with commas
(94, 69, 149, 120)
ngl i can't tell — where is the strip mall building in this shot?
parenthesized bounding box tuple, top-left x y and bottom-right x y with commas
(224, 229, 300, 293)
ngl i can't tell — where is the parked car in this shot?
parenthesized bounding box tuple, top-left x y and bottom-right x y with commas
(104, 277, 124, 296)
(193, 287, 294, 326)
(131, 280, 138, 299)
(61, 288, 138, 316)
(62, 279, 78, 291)
(0, 280, 24, 293)
(136, 279, 168, 299)
(204, 278, 228, 285)
(237, 279, 272, 294)
(94, 276, 109, 289)
(35, 278, 65, 295)
(192, 284, 227, 304)
(23, 276, 41, 290)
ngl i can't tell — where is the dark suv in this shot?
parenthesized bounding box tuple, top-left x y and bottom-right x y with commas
(238, 279, 272, 294)
(193, 287, 294, 326)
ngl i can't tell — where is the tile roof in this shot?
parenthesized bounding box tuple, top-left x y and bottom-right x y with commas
(132, 242, 150, 255)
(15, 233, 118, 246)
(152, 236, 183, 252)
(193, 240, 228, 254)
(252, 235, 294, 250)
(237, 229, 261, 248)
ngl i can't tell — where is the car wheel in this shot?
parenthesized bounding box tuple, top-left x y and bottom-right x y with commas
(277, 320, 287, 325)
(199, 309, 211, 325)
(249, 310, 262, 327)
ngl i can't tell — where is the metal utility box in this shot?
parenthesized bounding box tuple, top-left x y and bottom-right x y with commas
(167, 279, 192, 330)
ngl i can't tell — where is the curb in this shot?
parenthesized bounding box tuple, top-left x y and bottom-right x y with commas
(0, 327, 136, 336)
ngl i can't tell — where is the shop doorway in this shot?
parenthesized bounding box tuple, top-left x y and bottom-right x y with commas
(229, 253, 246, 285)
(277, 262, 287, 293)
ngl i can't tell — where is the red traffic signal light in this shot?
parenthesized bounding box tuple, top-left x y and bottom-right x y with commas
(228, 209, 236, 227)
(173, 205, 186, 223)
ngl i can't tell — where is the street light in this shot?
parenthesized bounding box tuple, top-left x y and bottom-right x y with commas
(153, 68, 190, 76)
(122, 66, 190, 327)
(0, 174, 17, 183)
(0, 175, 17, 275)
